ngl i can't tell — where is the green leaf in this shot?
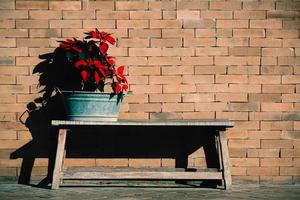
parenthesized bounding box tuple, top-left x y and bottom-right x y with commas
(78, 52, 86, 60)
(66, 51, 74, 60)
(98, 80, 105, 92)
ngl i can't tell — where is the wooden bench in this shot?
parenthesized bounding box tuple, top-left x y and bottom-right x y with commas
(51, 120, 234, 190)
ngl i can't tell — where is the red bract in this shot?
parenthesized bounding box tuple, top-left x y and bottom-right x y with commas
(58, 29, 128, 95)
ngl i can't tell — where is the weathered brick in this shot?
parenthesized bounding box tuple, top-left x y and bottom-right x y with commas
(184, 38, 216, 47)
(129, 103, 161, 112)
(29, 10, 62, 19)
(87, 1, 114, 11)
(216, 93, 247, 102)
(261, 158, 292, 167)
(130, 11, 162, 19)
(228, 84, 261, 93)
(182, 93, 214, 103)
(119, 38, 149, 48)
(162, 29, 193, 38)
(117, 20, 148, 28)
(229, 47, 260, 56)
(162, 48, 194, 56)
(283, 39, 300, 48)
(266, 30, 298, 38)
(216, 29, 232, 37)
(196, 29, 216, 37)
(150, 20, 181, 29)
(249, 112, 281, 120)
(196, 84, 228, 93)
(247, 148, 280, 157)
(128, 66, 160, 76)
(164, 85, 196, 93)
(0, 48, 28, 56)
(163, 11, 176, 19)
(0, 0, 15, 10)
(282, 94, 300, 102)
(181, 57, 213, 65)
(182, 112, 214, 120)
(129, 48, 161, 57)
(228, 103, 259, 111)
(282, 75, 300, 84)
(149, 76, 181, 84)
(247, 167, 279, 176)
(215, 56, 259, 65)
(268, 11, 299, 19)
(150, 112, 182, 120)
(262, 85, 295, 93)
(195, 102, 227, 111)
(227, 66, 260, 74)
(0, 11, 28, 19)
(178, 0, 208, 10)
(148, 57, 180, 65)
(97, 11, 129, 19)
(0, 57, 15, 65)
(130, 29, 161, 38)
(231, 158, 259, 167)
(96, 159, 128, 167)
(149, 1, 176, 10)
(129, 159, 161, 168)
(17, 39, 49, 47)
(131, 85, 162, 94)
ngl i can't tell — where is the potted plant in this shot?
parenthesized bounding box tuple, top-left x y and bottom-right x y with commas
(37, 29, 128, 122)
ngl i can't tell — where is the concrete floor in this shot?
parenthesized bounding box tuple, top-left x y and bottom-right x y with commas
(0, 182, 300, 200)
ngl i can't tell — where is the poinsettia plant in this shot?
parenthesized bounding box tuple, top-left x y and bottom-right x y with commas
(58, 29, 128, 95)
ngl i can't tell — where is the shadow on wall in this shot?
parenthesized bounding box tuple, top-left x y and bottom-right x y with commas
(10, 48, 221, 188)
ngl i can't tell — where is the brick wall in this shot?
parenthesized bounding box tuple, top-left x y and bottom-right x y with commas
(0, 0, 299, 184)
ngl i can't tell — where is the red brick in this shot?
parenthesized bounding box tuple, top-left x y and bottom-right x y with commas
(217, 111, 248, 121)
(148, 57, 180, 65)
(130, 11, 161, 19)
(247, 167, 279, 176)
(249, 75, 281, 84)
(83, 20, 115, 28)
(261, 57, 277, 65)
(229, 47, 260, 56)
(262, 85, 295, 94)
(202, 11, 232, 19)
(261, 158, 292, 167)
(283, 39, 300, 47)
(0, 11, 28, 19)
(196, 84, 228, 93)
(126, 76, 148, 85)
(63, 11, 95, 19)
(195, 102, 227, 111)
(183, 19, 215, 28)
(195, 66, 226, 74)
(217, 38, 248, 47)
(210, 1, 241, 10)
(231, 167, 247, 176)
(261, 120, 293, 130)
(268, 11, 299, 19)
(0, 1, 15, 9)
(162, 48, 194, 56)
(96, 11, 129, 19)
(196, 29, 216, 37)
(178, 1, 208, 10)
(182, 75, 214, 84)
(117, 20, 148, 28)
(0, 48, 28, 56)
(129, 103, 161, 112)
(162, 66, 194, 75)
(266, 30, 298, 38)
(280, 167, 300, 176)
(129, 48, 161, 57)
(0, 94, 16, 103)
(181, 57, 213, 65)
(229, 139, 260, 148)
(217, 20, 248, 28)
(177, 11, 200, 19)
(216, 93, 247, 102)
(150, 20, 181, 29)
(163, 11, 176, 19)
(131, 85, 162, 94)
(250, 20, 282, 29)
(228, 84, 261, 93)
(249, 112, 281, 121)
(182, 112, 214, 120)
(116, 57, 147, 66)
(278, 57, 300, 66)
(216, 75, 248, 84)
(119, 39, 149, 48)
(250, 38, 282, 47)
(283, 94, 300, 103)
(182, 93, 214, 103)
(128, 66, 160, 76)
(261, 140, 293, 149)
(184, 38, 216, 47)
(149, 94, 181, 103)
(234, 121, 260, 130)
(49, 1, 81, 10)
(130, 29, 161, 38)
(29, 10, 62, 19)
(87, 1, 114, 11)
(162, 103, 194, 112)
(234, 11, 266, 19)
(17, 19, 50, 28)
(233, 29, 265, 37)
(261, 103, 293, 112)
(151, 39, 182, 47)
(162, 29, 193, 38)
(283, 21, 300, 29)
(118, 112, 149, 120)
(227, 66, 260, 75)
(64, 159, 95, 167)
(247, 149, 280, 158)
(215, 56, 260, 65)
(216, 29, 232, 37)
(96, 159, 128, 167)
(196, 47, 228, 56)
(116, 1, 148, 10)
(16, 1, 48, 9)
(0, 20, 15, 28)
(149, 76, 181, 84)
(231, 158, 259, 167)
(17, 39, 49, 47)
(243, 1, 275, 10)
(228, 103, 259, 111)
(261, 66, 293, 75)
(163, 85, 196, 93)
(149, 1, 176, 10)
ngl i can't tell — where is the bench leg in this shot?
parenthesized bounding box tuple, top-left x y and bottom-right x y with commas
(51, 129, 67, 190)
(218, 131, 232, 190)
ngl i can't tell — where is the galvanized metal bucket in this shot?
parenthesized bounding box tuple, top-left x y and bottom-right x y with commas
(60, 91, 123, 122)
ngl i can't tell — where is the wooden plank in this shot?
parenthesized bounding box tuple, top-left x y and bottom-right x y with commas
(51, 120, 234, 127)
(219, 131, 232, 190)
(51, 129, 67, 190)
(62, 171, 223, 180)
